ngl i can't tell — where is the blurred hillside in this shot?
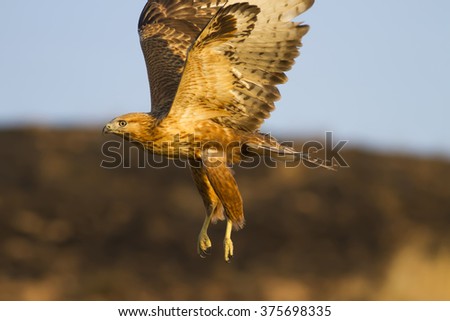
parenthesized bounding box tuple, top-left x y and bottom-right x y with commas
(0, 128, 449, 300)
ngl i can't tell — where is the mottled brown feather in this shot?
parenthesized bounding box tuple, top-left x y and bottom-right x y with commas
(202, 162, 244, 228)
(190, 165, 225, 223)
(139, 0, 228, 118)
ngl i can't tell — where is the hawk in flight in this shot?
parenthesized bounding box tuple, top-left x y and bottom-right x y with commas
(104, 0, 319, 262)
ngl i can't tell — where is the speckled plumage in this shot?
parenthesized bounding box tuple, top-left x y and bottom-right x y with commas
(104, 0, 315, 261)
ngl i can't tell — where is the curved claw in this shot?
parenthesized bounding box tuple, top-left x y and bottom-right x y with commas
(198, 246, 211, 258)
(198, 233, 212, 258)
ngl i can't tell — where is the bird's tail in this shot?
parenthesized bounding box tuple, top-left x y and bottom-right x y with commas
(244, 134, 336, 171)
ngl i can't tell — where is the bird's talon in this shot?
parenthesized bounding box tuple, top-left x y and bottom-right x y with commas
(197, 233, 212, 258)
(199, 247, 211, 258)
(224, 237, 234, 262)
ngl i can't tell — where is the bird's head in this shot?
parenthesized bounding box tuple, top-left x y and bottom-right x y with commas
(103, 112, 158, 143)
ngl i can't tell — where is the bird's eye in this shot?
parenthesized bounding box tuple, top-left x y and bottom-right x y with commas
(118, 120, 127, 127)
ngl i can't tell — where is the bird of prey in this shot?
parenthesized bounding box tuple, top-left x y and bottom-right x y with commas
(104, 0, 318, 262)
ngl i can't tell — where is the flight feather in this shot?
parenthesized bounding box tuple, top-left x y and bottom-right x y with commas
(167, 0, 314, 131)
(139, 0, 228, 117)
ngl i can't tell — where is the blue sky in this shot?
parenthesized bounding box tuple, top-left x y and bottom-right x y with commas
(0, 1, 449, 157)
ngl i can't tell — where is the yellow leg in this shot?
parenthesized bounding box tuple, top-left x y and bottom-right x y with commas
(197, 214, 212, 258)
(224, 219, 234, 262)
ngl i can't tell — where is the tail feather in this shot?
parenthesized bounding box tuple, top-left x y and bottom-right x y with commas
(245, 140, 336, 171)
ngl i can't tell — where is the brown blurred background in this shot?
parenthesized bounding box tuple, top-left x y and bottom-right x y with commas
(0, 128, 449, 300)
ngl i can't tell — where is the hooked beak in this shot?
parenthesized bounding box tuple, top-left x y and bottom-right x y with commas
(103, 123, 113, 135)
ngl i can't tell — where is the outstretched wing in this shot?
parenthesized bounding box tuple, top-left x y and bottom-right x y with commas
(139, 0, 227, 118)
(167, 0, 314, 131)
